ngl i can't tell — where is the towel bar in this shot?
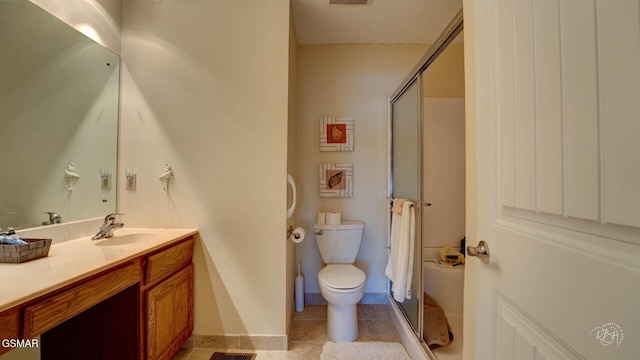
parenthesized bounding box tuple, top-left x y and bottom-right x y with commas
(388, 198, 417, 208)
(388, 198, 433, 208)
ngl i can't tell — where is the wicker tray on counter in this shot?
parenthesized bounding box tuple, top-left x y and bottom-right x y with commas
(0, 238, 52, 263)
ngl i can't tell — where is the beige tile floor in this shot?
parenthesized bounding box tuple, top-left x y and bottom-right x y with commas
(173, 304, 403, 360)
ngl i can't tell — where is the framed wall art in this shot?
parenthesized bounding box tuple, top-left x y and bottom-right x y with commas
(320, 117, 354, 152)
(319, 163, 353, 198)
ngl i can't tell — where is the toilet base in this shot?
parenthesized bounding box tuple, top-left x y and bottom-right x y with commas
(327, 303, 358, 342)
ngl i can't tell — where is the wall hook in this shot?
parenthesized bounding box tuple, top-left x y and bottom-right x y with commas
(65, 162, 80, 190)
(158, 163, 173, 191)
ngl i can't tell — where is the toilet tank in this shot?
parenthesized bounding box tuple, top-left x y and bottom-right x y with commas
(314, 221, 364, 264)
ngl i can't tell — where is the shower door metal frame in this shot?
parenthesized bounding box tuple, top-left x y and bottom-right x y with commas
(388, 8, 463, 349)
(390, 10, 464, 102)
(389, 74, 424, 339)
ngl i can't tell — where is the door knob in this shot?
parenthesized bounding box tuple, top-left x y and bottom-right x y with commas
(467, 240, 490, 263)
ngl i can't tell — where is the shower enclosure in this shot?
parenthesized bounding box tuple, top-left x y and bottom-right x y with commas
(390, 73, 424, 334)
(389, 10, 464, 360)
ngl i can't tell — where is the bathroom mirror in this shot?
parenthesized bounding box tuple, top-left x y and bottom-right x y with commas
(0, 0, 119, 230)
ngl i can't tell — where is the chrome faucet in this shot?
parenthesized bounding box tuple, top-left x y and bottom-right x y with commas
(42, 212, 62, 226)
(92, 213, 124, 240)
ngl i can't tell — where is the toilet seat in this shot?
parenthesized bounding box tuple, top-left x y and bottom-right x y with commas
(319, 264, 366, 291)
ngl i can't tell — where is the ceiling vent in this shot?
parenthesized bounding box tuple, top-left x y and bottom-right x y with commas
(329, 0, 371, 5)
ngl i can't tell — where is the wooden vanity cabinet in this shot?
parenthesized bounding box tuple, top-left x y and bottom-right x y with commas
(24, 261, 141, 360)
(24, 262, 140, 338)
(0, 235, 195, 360)
(0, 308, 20, 356)
(143, 238, 194, 360)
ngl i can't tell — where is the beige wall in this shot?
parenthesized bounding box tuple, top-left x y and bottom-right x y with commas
(119, 0, 290, 337)
(295, 44, 428, 298)
(423, 43, 465, 98)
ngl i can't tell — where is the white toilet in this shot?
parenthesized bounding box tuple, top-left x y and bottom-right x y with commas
(314, 221, 366, 342)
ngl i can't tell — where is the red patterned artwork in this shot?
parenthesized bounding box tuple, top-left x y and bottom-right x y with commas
(326, 124, 347, 144)
(320, 117, 354, 152)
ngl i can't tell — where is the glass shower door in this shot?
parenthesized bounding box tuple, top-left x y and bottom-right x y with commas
(390, 75, 422, 336)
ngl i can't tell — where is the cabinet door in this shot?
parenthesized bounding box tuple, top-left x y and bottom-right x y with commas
(0, 309, 20, 356)
(146, 264, 193, 360)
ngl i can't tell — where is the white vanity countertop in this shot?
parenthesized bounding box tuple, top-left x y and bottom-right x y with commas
(0, 228, 198, 313)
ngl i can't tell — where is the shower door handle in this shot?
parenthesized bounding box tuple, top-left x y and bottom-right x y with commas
(467, 241, 490, 264)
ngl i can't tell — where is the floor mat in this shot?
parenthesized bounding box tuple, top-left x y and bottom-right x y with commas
(320, 341, 410, 360)
(210, 352, 257, 360)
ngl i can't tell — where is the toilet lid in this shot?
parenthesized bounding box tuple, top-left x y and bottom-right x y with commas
(319, 265, 366, 290)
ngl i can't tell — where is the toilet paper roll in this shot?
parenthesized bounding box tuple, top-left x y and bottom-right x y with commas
(316, 212, 326, 225)
(290, 227, 306, 243)
(326, 212, 342, 225)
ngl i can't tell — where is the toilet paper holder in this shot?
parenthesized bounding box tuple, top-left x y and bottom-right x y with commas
(287, 226, 305, 240)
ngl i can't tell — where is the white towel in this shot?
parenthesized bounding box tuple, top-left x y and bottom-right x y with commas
(385, 199, 416, 302)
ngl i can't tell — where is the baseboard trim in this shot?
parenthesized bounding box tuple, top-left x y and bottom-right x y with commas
(192, 334, 286, 351)
(305, 292, 388, 305)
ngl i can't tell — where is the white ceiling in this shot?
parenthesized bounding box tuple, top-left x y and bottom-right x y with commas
(291, 0, 463, 45)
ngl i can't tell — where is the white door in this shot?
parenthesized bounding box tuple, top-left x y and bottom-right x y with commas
(468, 0, 640, 359)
